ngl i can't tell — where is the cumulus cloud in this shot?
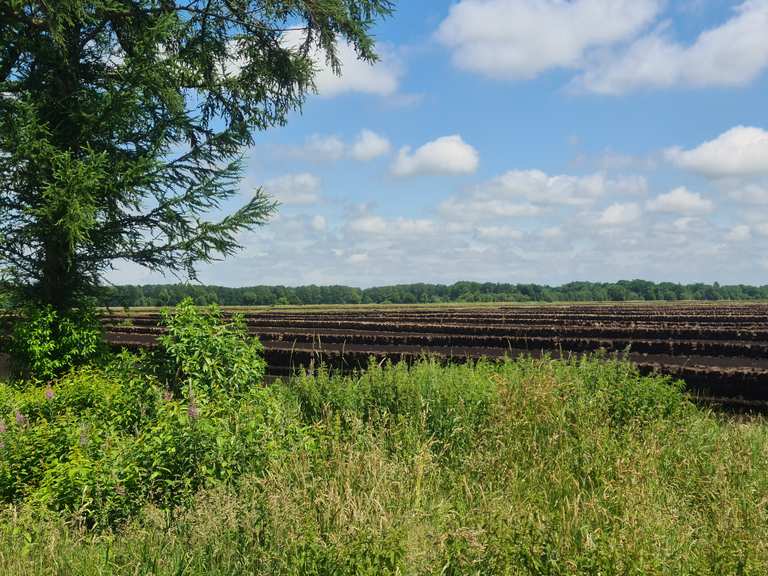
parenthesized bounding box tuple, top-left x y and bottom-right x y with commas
(597, 202, 642, 226)
(671, 217, 702, 232)
(440, 198, 541, 221)
(540, 227, 562, 238)
(348, 216, 388, 235)
(138, 193, 768, 288)
(350, 130, 392, 161)
(348, 216, 436, 237)
(263, 173, 321, 205)
(476, 226, 524, 240)
(346, 253, 370, 265)
(577, 1, 768, 94)
(436, 0, 661, 79)
(646, 187, 714, 215)
(438, 169, 645, 224)
(311, 215, 327, 232)
(392, 135, 480, 177)
(437, 1, 768, 95)
(666, 126, 768, 178)
(726, 224, 752, 242)
(282, 130, 391, 163)
(287, 134, 346, 162)
(281, 31, 403, 98)
(472, 170, 646, 207)
(314, 42, 403, 97)
(724, 182, 768, 204)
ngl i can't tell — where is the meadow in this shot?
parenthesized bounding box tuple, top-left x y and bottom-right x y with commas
(1, 304, 767, 574)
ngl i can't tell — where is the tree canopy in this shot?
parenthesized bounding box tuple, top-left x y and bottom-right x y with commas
(96, 280, 768, 307)
(0, 0, 393, 310)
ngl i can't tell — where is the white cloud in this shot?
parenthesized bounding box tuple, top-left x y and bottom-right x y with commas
(541, 226, 562, 238)
(725, 182, 768, 204)
(476, 226, 524, 240)
(350, 130, 391, 161)
(436, 0, 661, 79)
(348, 216, 388, 235)
(438, 169, 645, 226)
(666, 126, 768, 178)
(346, 253, 370, 265)
(671, 217, 701, 232)
(440, 198, 541, 221)
(392, 135, 479, 177)
(290, 134, 346, 162)
(597, 202, 642, 226)
(726, 224, 752, 241)
(263, 173, 321, 205)
(281, 31, 401, 98)
(348, 216, 436, 237)
(314, 42, 402, 97)
(472, 170, 646, 206)
(128, 191, 768, 288)
(282, 131, 391, 163)
(646, 187, 714, 215)
(577, 1, 768, 94)
(436, 1, 768, 94)
(311, 215, 327, 232)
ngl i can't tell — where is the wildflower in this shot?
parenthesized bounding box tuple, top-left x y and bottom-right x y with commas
(14, 411, 27, 427)
(187, 399, 199, 420)
(44, 387, 55, 400)
(163, 389, 173, 402)
(0, 419, 5, 434)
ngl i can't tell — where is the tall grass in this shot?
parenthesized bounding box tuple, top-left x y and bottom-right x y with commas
(2, 356, 767, 575)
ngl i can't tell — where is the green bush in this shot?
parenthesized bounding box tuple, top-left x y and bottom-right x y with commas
(7, 305, 107, 382)
(155, 298, 266, 400)
(0, 364, 292, 527)
(0, 303, 281, 528)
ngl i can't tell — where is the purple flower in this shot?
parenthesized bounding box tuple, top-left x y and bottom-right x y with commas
(44, 387, 55, 401)
(14, 411, 27, 427)
(187, 399, 199, 421)
(0, 419, 6, 434)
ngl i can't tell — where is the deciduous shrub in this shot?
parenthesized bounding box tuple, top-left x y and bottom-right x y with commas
(0, 304, 281, 528)
(155, 298, 267, 400)
(7, 305, 107, 382)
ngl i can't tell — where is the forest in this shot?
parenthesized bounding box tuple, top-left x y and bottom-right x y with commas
(99, 280, 768, 307)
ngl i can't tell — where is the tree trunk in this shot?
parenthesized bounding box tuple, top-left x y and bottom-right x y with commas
(35, 22, 82, 311)
(39, 236, 78, 311)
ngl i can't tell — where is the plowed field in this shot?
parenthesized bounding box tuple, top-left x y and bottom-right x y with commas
(102, 303, 768, 402)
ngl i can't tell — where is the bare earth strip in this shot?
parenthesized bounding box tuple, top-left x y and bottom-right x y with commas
(101, 302, 768, 402)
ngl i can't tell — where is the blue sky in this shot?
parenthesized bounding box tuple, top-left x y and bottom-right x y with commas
(115, 0, 768, 287)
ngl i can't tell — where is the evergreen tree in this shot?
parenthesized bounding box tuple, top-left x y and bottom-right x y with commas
(0, 0, 393, 310)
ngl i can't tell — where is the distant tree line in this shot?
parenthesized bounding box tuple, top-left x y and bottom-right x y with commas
(93, 280, 768, 308)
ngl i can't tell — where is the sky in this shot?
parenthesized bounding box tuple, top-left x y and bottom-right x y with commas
(114, 0, 768, 288)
